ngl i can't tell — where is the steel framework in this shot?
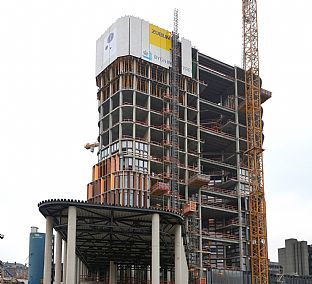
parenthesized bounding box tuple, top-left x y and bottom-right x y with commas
(170, 8, 180, 210)
(242, 0, 269, 283)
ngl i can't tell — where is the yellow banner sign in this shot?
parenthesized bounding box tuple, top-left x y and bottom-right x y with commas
(149, 24, 171, 51)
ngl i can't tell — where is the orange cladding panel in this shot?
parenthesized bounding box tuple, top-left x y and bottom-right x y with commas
(87, 184, 93, 199)
(94, 164, 99, 180)
(111, 173, 114, 189)
(101, 178, 105, 194)
(111, 157, 115, 173)
(116, 155, 120, 172)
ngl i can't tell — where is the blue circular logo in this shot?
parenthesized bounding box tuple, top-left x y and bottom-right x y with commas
(107, 33, 114, 43)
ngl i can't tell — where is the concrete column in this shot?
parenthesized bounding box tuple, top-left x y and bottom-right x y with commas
(66, 206, 77, 284)
(43, 216, 53, 284)
(181, 240, 189, 284)
(63, 240, 67, 284)
(55, 231, 62, 284)
(152, 213, 160, 284)
(76, 257, 80, 284)
(198, 190, 203, 278)
(175, 225, 182, 284)
(147, 266, 150, 283)
(81, 263, 84, 279)
(84, 263, 88, 279)
(167, 270, 171, 283)
(79, 261, 83, 281)
(109, 261, 116, 284)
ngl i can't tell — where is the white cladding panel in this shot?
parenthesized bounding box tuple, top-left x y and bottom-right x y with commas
(95, 18, 130, 76)
(96, 16, 192, 77)
(95, 33, 105, 75)
(141, 20, 151, 62)
(181, 37, 192, 77)
(116, 16, 130, 59)
(130, 17, 142, 57)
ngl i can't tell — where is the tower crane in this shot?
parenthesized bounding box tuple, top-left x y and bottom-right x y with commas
(242, 0, 269, 283)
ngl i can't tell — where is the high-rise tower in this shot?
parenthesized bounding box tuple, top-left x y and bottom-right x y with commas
(39, 15, 271, 284)
(86, 15, 271, 280)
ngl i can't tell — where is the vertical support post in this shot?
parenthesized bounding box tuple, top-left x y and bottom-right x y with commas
(43, 216, 53, 284)
(147, 266, 150, 283)
(175, 224, 182, 284)
(152, 213, 160, 284)
(235, 66, 244, 270)
(63, 240, 67, 284)
(76, 257, 80, 284)
(55, 231, 62, 284)
(198, 190, 203, 278)
(81, 263, 85, 280)
(109, 261, 116, 284)
(167, 270, 171, 284)
(66, 206, 77, 284)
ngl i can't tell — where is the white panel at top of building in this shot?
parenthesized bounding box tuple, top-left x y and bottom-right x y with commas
(95, 34, 105, 76)
(96, 16, 192, 77)
(96, 29, 110, 76)
(130, 16, 142, 58)
(181, 37, 192, 77)
(95, 17, 129, 76)
(141, 20, 151, 62)
(115, 16, 130, 61)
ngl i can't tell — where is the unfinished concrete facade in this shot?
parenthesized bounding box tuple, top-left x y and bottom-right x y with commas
(40, 16, 271, 284)
(85, 16, 271, 282)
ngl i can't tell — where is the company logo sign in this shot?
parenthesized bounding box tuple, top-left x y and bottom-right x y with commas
(105, 32, 114, 51)
(149, 24, 171, 51)
(142, 50, 152, 61)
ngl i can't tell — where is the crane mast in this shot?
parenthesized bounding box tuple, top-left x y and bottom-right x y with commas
(242, 0, 269, 283)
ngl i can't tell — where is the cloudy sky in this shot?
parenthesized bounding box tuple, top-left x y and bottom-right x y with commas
(0, 0, 311, 264)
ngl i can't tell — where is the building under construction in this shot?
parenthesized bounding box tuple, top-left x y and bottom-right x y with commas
(38, 12, 271, 284)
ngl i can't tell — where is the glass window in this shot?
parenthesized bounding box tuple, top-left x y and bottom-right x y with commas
(135, 191, 139, 206)
(119, 190, 123, 206)
(125, 175, 128, 188)
(130, 174, 134, 188)
(122, 141, 127, 149)
(130, 190, 134, 206)
(124, 189, 128, 206)
(141, 191, 144, 207)
(139, 160, 143, 168)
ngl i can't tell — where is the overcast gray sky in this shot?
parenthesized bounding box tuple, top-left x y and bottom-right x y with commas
(0, 0, 311, 264)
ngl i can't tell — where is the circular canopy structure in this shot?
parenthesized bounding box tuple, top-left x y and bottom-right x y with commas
(38, 199, 184, 271)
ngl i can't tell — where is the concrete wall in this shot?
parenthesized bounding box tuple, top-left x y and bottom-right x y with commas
(278, 239, 309, 276)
